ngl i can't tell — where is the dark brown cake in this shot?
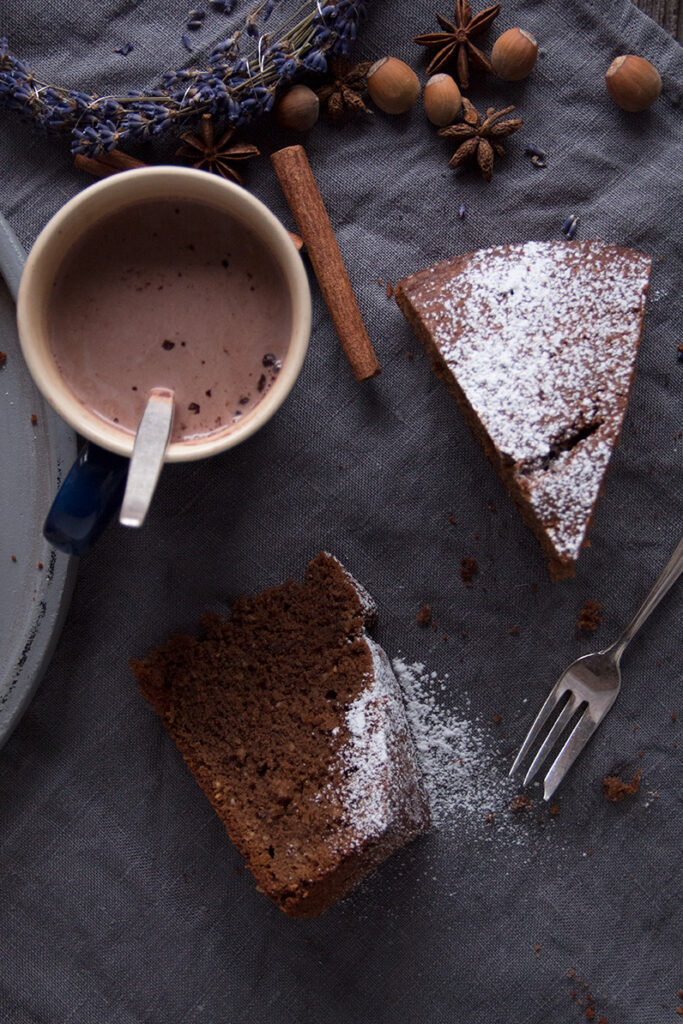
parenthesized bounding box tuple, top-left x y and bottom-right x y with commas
(131, 552, 429, 917)
(395, 241, 651, 579)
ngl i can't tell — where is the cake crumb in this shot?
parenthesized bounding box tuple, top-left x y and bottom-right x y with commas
(37, 562, 43, 570)
(603, 769, 641, 802)
(510, 794, 531, 813)
(507, 625, 519, 635)
(548, 803, 560, 816)
(492, 714, 502, 724)
(30, 413, 38, 426)
(416, 605, 432, 626)
(386, 281, 394, 299)
(460, 556, 478, 586)
(0, 351, 6, 367)
(577, 599, 603, 632)
(407, 350, 414, 360)
(449, 516, 457, 525)
(672, 712, 677, 722)
(11, 555, 17, 562)
(485, 811, 495, 824)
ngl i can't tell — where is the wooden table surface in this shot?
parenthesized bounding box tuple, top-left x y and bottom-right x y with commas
(635, 0, 682, 39)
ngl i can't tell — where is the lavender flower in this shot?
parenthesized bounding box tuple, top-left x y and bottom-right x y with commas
(0, 2, 373, 154)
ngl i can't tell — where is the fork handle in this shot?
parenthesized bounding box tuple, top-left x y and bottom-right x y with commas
(608, 534, 683, 663)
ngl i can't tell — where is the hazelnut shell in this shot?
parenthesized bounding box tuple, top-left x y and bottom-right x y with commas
(605, 54, 662, 112)
(275, 85, 320, 132)
(424, 73, 462, 126)
(491, 27, 538, 81)
(367, 57, 421, 115)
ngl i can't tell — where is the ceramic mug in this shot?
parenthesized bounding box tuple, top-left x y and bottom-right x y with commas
(16, 167, 311, 555)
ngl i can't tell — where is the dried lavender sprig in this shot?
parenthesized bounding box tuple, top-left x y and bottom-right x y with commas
(561, 214, 579, 240)
(0, 0, 370, 155)
(524, 144, 547, 169)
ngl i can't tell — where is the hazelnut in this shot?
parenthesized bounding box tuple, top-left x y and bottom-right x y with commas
(274, 84, 320, 132)
(605, 54, 661, 112)
(491, 27, 538, 81)
(423, 73, 461, 126)
(366, 57, 421, 115)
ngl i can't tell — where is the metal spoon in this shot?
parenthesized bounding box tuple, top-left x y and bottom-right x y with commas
(119, 387, 175, 528)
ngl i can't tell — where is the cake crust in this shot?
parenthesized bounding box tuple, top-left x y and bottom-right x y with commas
(395, 240, 651, 579)
(131, 553, 429, 917)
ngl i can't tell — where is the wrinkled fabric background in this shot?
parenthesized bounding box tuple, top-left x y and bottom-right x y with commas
(1, 1, 682, 1021)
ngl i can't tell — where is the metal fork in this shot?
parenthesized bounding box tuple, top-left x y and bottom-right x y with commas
(510, 534, 683, 800)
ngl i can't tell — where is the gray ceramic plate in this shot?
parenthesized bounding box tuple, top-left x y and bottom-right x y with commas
(0, 258, 78, 750)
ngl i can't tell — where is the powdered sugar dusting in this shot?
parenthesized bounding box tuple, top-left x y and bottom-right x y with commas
(525, 436, 612, 559)
(401, 241, 651, 563)
(393, 658, 525, 842)
(336, 639, 428, 844)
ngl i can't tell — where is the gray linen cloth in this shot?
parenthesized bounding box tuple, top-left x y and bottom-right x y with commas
(0, 1, 681, 1021)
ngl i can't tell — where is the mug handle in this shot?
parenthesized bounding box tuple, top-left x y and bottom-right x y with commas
(0, 215, 128, 557)
(43, 442, 128, 556)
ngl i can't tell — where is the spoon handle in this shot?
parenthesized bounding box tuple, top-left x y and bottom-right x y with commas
(119, 388, 175, 528)
(609, 534, 683, 662)
(0, 212, 25, 301)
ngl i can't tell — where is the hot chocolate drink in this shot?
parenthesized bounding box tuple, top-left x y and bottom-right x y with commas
(48, 198, 292, 443)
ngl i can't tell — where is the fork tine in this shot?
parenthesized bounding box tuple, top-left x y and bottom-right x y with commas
(543, 707, 601, 800)
(509, 679, 571, 776)
(523, 692, 582, 786)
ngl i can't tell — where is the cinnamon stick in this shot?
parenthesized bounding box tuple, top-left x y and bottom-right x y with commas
(270, 145, 380, 381)
(74, 149, 147, 179)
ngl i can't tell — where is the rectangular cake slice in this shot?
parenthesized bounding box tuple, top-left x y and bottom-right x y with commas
(395, 240, 651, 579)
(131, 553, 429, 917)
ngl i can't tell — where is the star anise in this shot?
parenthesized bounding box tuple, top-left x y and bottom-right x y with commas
(438, 98, 522, 181)
(316, 58, 372, 123)
(175, 114, 260, 184)
(414, 0, 501, 89)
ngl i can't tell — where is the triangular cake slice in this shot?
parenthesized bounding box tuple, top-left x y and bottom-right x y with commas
(395, 241, 651, 579)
